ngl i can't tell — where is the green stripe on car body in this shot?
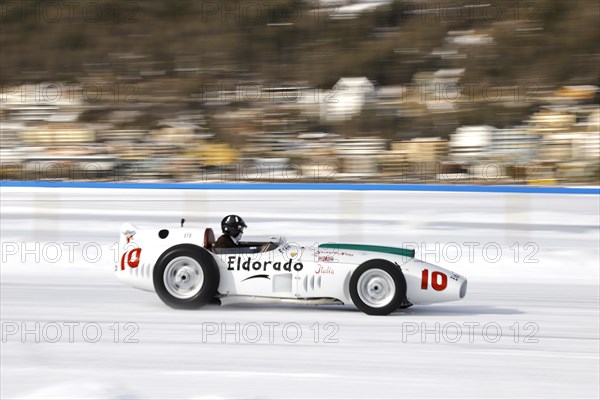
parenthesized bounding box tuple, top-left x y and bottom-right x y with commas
(318, 243, 415, 258)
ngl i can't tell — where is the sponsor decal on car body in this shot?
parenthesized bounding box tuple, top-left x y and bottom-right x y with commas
(315, 265, 335, 275)
(227, 256, 304, 272)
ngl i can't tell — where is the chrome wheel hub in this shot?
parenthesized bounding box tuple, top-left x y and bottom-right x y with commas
(164, 256, 204, 299)
(357, 269, 396, 308)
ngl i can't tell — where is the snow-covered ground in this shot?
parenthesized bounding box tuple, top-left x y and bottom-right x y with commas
(1, 187, 599, 399)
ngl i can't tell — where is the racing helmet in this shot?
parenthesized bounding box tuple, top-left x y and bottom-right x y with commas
(221, 215, 247, 238)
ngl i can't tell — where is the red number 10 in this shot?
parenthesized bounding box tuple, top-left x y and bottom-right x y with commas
(421, 269, 447, 291)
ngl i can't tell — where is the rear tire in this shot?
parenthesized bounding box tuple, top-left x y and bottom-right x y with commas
(153, 245, 219, 309)
(350, 260, 406, 315)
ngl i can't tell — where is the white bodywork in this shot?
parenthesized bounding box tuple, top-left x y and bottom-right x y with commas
(115, 223, 468, 307)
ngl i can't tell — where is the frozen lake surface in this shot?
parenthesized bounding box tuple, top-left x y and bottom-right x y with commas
(1, 187, 598, 399)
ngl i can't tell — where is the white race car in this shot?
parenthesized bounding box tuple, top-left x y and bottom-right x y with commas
(116, 221, 467, 315)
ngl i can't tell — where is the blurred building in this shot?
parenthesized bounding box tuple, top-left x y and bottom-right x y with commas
(449, 126, 494, 161)
(489, 127, 540, 162)
(323, 77, 375, 122)
(391, 137, 448, 163)
(336, 137, 386, 178)
(19, 124, 95, 146)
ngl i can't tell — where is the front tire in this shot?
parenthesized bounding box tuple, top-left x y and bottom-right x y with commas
(350, 260, 406, 315)
(153, 245, 219, 309)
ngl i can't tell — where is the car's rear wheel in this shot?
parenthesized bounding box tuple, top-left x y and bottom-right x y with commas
(153, 245, 219, 309)
(350, 260, 406, 315)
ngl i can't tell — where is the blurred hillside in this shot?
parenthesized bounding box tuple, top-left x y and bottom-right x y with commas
(2, 1, 599, 86)
(1, 0, 599, 183)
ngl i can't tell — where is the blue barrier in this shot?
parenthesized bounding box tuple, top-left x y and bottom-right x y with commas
(1, 181, 599, 194)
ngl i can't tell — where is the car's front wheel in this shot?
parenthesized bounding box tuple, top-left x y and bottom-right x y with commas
(153, 245, 219, 309)
(350, 260, 406, 315)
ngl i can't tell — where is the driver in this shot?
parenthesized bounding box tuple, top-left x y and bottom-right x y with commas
(215, 215, 247, 248)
